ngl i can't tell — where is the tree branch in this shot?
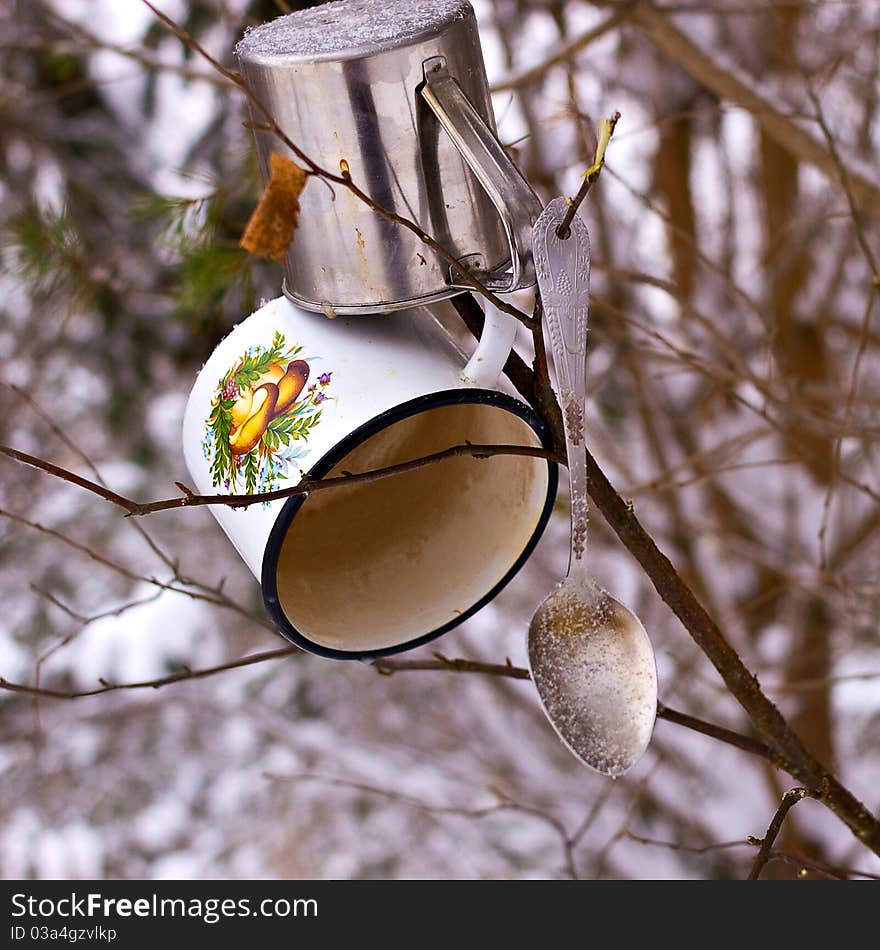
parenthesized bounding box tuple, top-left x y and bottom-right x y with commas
(0, 644, 778, 769)
(655, 701, 778, 763)
(373, 654, 778, 764)
(0, 444, 140, 513)
(0, 646, 298, 699)
(627, 831, 880, 880)
(0, 441, 558, 516)
(491, 7, 634, 93)
(556, 111, 620, 239)
(747, 786, 819, 880)
(419, 287, 880, 852)
(263, 771, 580, 878)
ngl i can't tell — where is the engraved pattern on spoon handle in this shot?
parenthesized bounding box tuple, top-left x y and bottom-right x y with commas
(533, 197, 591, 567)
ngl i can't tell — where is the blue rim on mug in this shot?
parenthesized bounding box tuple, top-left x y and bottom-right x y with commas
(261, 388, 558, 659)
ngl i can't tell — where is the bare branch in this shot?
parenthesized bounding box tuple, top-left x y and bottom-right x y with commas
(556, 111, 621, 239)
(0, 643, 779, 770)
(1, 506, 274, 631)
(809, 87, 879, 568)
(0, 441, 558, 516)
(5, 407, 878, 852)
(40, 6, 227, 86)
(807, 88, 879, 282)
(655, 702, 779, 763)
(763, 849, 880, 882)
(627, 832, 880, 880)
(0, 444, 140, 513)
(263, 771, 580, 878)
(374, 653, 530, 680)
(0, 646, 298, 700)
(373, 654, 779, 763)
(491, 8, 633, 93)
(747, 786, 820, 880)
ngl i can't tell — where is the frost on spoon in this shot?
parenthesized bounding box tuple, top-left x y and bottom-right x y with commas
(528, 583, 658, 777)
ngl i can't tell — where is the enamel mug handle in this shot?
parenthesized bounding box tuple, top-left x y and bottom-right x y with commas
(421, 56, 543, 294)
(458, 296, 517, 388)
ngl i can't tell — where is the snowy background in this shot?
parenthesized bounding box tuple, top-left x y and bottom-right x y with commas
(1, 0, 879, 879)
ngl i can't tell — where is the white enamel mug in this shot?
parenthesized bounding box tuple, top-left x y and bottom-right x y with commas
(183, 296, 556, 659)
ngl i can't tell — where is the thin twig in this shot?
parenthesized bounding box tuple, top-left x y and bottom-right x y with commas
(627, 832, 880, 880)
(747, 786, 819, 880)
(453, 282, 880, 855)
(373, 654, 778, 763)
(0, 646, 298, 699)
(0, 442, 558, 516)
(491, 7, 634, 93)
(806, 88, 879, 283)
(3, 381, 177, 571)
(763, 849, 880, 882)
(32, 588, 164, 717)
(581, 447, 879, 853)
(0, 643, 781, 770)
(530, 296, 566, 452)
(625, 831, 747, 855)
(655, 702, 779, 763)
(0, 506, 274, 630)
(5, 421, 879, 852)
(374, 653, 531, 680)
(0, 444, 140, 512)
(41, 7, 227, 86)
(263, 771, 580, 878)
(808, 87, 879, 570)
(557, 111, 621, 239)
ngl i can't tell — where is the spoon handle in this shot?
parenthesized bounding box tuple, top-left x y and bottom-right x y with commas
(533, 197, 591, 579)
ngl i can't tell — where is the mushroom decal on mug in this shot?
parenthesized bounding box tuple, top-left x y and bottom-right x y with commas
(202, 331, 333, 495)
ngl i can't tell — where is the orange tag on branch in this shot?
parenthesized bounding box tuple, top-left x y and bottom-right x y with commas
(240, 152, 308, 263)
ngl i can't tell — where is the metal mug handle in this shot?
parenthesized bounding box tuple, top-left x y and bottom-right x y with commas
(421, 55, 543, 294)
(421, 55, 542, 389)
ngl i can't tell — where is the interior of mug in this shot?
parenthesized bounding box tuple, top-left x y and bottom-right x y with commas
(263, 394, 554, 656)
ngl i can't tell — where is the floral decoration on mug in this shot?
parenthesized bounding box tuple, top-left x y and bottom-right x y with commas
(203, 331, 332, 495)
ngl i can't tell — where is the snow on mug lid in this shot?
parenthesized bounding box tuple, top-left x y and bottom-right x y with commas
(235, 0, 472, 62)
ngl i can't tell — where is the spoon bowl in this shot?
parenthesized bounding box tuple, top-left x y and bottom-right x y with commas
(528, 196, 658, 776)
(528, 579, 657, 776)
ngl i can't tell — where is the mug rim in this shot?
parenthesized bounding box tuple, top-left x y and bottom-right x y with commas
(235, 0, 475, 68)
(261, 387, 558, 660)
(281, 276, 520, 317)
(281, 277, 465, 317)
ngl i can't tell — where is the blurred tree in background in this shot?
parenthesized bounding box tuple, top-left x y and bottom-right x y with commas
(1, 0, 879, 880)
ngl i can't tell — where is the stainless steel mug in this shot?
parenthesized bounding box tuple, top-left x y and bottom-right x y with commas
(236, 0, 542, 314)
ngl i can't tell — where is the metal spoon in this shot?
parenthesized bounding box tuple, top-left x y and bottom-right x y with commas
(528, 197, 657, 777)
